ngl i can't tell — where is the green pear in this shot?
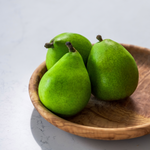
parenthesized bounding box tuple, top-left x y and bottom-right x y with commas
(45, 32, 92, 70)
(87, 35, 139, 101)
(38, 42, 91, 117)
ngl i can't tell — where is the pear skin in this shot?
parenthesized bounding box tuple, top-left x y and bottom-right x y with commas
(39, 42, 91, 117)
(87, 35, 139, 101)
(45, 32, 92, 70)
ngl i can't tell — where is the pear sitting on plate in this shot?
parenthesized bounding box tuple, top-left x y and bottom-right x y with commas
(87, 35, 139, 101)
(45, 32, 92, 70)
(38, 42, 91, 117)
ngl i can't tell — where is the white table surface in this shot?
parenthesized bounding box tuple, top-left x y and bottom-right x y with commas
(1, 0, 150, 149)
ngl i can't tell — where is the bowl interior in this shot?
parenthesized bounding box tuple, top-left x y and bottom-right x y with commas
(67, 44, 150, 128)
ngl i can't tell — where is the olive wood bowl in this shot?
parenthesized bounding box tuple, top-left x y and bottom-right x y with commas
(29, 44, 150, 140)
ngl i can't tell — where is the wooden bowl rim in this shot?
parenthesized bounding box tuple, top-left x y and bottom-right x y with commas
(29, 43, 150, 140)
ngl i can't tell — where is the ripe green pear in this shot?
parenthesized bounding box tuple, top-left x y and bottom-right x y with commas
(45, 32, 92, 70)
(38, 42, 91, 117)
(87, 35, 139, 101)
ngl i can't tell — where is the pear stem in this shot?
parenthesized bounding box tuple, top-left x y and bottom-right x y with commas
(96, 35, 103, 42)
(65, 42, 76, 52)
(44, 42, 53, 48)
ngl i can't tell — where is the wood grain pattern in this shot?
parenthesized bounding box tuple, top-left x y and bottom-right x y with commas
(29, 44, 150, 140)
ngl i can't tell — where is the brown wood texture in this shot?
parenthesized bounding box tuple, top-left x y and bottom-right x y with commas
(29, 44, 150, 140)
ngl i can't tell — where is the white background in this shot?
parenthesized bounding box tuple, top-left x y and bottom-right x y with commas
(1, 0, 150, 150)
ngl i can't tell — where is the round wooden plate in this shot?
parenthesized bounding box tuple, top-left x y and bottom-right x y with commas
(29, 44, 150, 140)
